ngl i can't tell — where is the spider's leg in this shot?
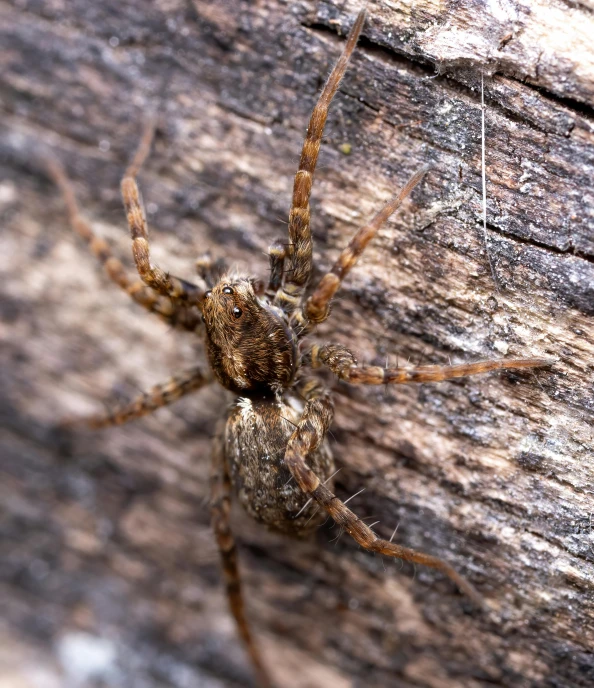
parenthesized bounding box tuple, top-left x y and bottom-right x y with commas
(274, 10, 366, 316)
(266, 238, 287, 300)
(284, 378, 483, 606)
(210, 424, 273, 688)
(296, 167, 427, 332)
(195, 253, 228, 288)
(46, 157, 202, 332)
(64, 366, 209, 429)
(121, 119, 205, 305)
(308, 343, 554, 384)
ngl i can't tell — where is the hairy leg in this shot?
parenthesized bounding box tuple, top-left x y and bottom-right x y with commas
(284, 378, 483, 605)
(274, 10, 366, 316)
(308, 343, 553, 383)
(210, 424, 273, 688)
(295, 166, 427, 331)
(64, 366, 209, 429)
(46, 157, 202, 332)
(120, 120, 205, 305)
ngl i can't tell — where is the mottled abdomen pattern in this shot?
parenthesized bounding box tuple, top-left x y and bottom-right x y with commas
(225, 395, 334, 535)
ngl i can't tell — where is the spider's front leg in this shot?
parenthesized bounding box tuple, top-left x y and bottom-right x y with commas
(274, 10, 366, 316)
(210, 424, 274, 688)
(284, 378, 484, 606)
(120, 119, 205, 306)
(46, 155, 201, 332)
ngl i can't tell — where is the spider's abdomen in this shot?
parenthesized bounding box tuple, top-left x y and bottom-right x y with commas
(225, 394, 334, 535)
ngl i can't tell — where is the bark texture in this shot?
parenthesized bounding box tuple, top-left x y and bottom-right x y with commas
(1, 1, 594, 687)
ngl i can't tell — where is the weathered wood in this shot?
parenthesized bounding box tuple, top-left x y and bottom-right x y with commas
(1, 0, 593, 686)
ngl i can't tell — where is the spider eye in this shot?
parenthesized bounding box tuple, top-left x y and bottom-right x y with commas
(205, 290, 212, 298)
(232, 306, 242, 319)
(223, 286, 234, 295)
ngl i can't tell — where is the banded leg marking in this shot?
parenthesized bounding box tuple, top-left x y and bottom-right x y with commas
(67, 366, 209, 429)
(210, 426, 273, 688)
(284, 377, 483, 605)
(120, 119, 205, 305)
(46, 156, 201, 331)
(275, 10, 367, 315)
(300, 166, 428, 330)
(309, 343, 554, 385)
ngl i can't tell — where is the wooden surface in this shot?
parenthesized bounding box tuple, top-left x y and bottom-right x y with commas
(1, 1, 594, 686)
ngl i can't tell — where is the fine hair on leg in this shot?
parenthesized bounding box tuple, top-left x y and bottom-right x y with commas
(301, 166, 429, 329)
(282, 377, 484, 606)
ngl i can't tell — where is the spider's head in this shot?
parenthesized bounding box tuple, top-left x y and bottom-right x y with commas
(201, 277, 297, 395)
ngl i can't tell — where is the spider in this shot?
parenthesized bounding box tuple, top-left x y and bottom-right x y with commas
(47, 9, 551, 688)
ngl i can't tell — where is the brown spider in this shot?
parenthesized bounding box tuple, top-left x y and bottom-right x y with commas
(47, 10, 551, 688)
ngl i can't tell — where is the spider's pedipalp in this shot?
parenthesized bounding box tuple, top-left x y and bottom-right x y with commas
(266, 238, 288, 299)
(196, 253, 228, 288)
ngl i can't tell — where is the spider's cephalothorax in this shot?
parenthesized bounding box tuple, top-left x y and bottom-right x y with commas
(202, 277, 297, 394)
(49, 9, 551, 688)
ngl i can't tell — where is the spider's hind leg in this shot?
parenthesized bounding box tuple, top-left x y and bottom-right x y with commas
(283, 377, 484, 606)
(210, 424, 273, 688)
